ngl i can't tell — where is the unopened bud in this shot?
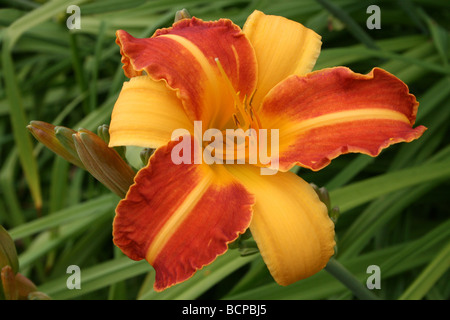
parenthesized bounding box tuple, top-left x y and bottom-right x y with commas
(27, 291, 52, 300)
(175, 8, 191, 22)
(98, 124, 127, 160)
(1, 265, 18, 300)
(54, 126, 86, 169)
(73, 129, 135, 198)
(140, 148, 155, 166)
(14, 272, 38, 300)
(310, 183, 339, 224)
(310, 183, 332, 210)
(329, 206, 340, 224)
(0, 225, 19, 274)
(27, 121, 85, 169)
(317, 186, 331, 210)
(97, 124, 111, 144)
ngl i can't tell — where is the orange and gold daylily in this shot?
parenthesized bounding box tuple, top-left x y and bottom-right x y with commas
(109, 10, 426, 291)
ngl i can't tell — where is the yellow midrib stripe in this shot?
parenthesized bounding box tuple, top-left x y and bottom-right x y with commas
(160, 34, 237, 130)
(145, 171, 213, 263)
(280, 108, 410, 137)
(159, 34, 219, 123)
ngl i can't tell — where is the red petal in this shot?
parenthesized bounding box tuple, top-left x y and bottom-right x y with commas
(259, 67, 427, 171)
(116, 18, 257, 130)
(113, 136, 254, 291)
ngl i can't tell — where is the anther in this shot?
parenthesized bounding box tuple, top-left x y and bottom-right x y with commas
(249, 106, 254, 121)
(243, 96, 248, 113)
(233, 114, 241, 127)
(249, 89, 257, 107)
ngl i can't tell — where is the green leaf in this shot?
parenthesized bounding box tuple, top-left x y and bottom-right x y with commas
(8, 194, 118, 240)
(398, 241, 450, 300)
(37, 257, 149, 300)
(138, 250, 258, 300)
(330, 160, 450, 213)
(1, 49, 42, 209)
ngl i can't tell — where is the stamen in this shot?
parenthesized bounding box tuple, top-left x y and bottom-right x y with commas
(249, 89, 257, 107)
(233, 114, 241, 127)
(215, 57, 261, 132)
(249, 105, 262, 130)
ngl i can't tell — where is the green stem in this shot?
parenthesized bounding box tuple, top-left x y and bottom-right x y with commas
(325, 258, 380, 300)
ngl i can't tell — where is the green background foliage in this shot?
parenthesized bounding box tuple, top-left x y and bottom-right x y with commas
(0, 0, 449, 300)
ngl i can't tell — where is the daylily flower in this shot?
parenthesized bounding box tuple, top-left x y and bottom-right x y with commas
(109, 10, 426, 291)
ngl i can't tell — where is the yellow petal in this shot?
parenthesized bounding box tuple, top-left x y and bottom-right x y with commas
(115, 18, 257, 131)
(109, 76, 193, 149)
(226, 164, 335, 286)
(243, 10, 322, 110)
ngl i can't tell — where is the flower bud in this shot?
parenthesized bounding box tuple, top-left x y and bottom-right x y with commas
(73, 129, 135, 198)
(1, 265, 18, 300)
(139, 148, 155, 166)
(14, 272, 39, 300)
(27, 121, 85, 169)
(27, 291, 52, 300)
(98, 125, 127, 160)
(329, 206, 340, 224)
(0, 225, 19, 274)
(310, 183, 331, 209)
(175, 8, 191, 22)
(54, 126, 86, 169)
(310, 183, 339, 224)
(97, 124, 111, 144)
(1, 267, 43, 300)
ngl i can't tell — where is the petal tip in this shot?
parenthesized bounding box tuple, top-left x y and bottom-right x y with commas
(113, 140, 255, 292)
(115, 30, 143, 78)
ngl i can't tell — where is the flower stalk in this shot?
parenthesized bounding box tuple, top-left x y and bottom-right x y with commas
(325, 258, 380, 300)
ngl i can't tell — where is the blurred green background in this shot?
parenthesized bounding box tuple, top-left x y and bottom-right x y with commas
(0, 0, 449, 300)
